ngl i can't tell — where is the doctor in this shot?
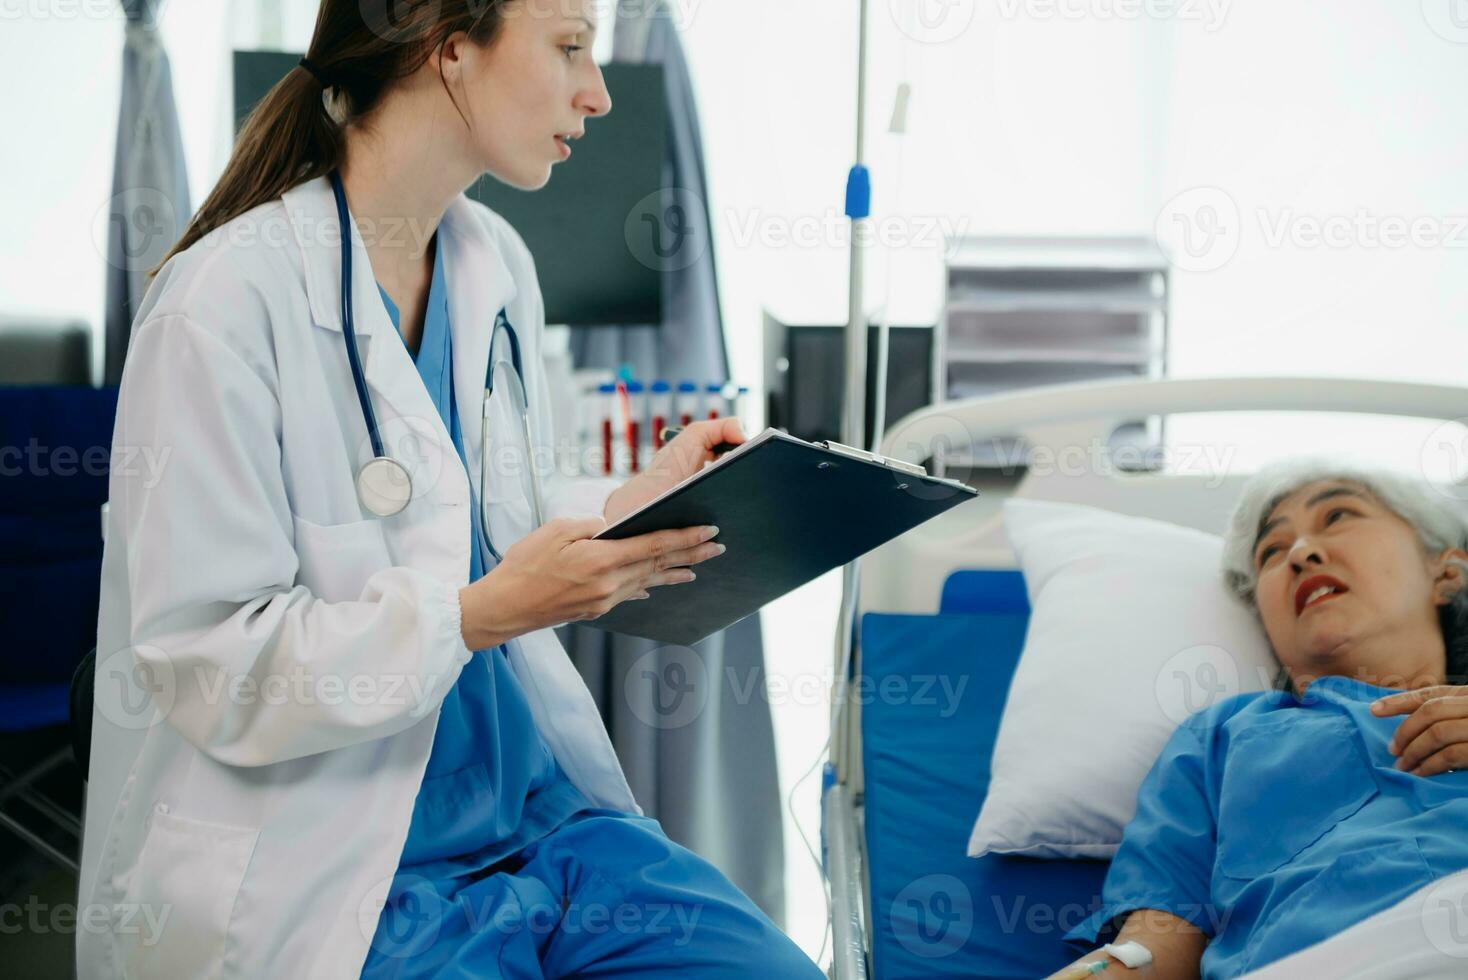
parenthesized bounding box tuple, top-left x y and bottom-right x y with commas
(78, 1, 822, 977)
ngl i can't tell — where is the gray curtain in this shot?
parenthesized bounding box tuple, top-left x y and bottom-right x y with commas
(104, 0, 190, 385)
(556, 0, 787, 925)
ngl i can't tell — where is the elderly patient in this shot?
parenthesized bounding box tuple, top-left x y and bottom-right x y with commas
(1051, 459, 1468, 980)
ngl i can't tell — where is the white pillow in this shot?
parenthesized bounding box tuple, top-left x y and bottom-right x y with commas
(967, 498, 1276, 860)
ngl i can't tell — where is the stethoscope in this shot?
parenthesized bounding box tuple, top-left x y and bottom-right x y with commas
(330, 170, 543, 564)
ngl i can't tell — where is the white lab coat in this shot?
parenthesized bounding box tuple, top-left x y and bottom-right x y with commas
(77, 175, 637, 979)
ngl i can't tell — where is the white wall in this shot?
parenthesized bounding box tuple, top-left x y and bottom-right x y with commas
(1155, 1, 1468, 476)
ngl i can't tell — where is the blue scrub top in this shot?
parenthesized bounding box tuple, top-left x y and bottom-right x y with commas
(377, 233, 589, 879)
(1067, 675, 1468, 978)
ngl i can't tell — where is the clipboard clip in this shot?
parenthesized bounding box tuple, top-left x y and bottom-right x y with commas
(817, 440, 931, 479)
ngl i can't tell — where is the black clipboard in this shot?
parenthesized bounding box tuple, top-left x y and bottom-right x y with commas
(586, 429, 979, 646)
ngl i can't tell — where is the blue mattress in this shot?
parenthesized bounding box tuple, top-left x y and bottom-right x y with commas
(860, 570, 1109, 978)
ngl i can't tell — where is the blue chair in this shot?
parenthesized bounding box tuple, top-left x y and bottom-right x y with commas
(0, 385, 118, 873)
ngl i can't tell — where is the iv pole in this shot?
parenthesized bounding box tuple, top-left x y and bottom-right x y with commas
(830, 0, 872, 792)
(821, 2, 873, 976)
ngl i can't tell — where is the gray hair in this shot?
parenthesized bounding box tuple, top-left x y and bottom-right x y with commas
(1220, 456, 1468, 684)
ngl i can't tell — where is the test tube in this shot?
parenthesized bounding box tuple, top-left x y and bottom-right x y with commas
(650, 380, 673, 450)
(717, 382, 738, 420)
(735, 385, 750, 429)
(598, 383, 616, 476)
(625, 381, 646, 473)
(676, 381, 698, 427)
(705, 382, 723, 420)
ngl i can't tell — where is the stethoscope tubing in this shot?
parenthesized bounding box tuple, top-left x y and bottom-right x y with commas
(330, 169, 541, 548)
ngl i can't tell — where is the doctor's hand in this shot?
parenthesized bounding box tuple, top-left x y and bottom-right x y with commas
(602, 418, 747, 526)
(1375, 685, 1468, 776)
(458, 517, 725, 650)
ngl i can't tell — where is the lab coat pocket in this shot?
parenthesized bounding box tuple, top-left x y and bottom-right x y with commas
(121, 803, 259, 980)
(1216, 716, 1377, 880)
(291, 514, 393, 603)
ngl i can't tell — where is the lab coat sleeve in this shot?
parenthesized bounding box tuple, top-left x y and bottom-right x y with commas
(112, 314, 473, 768)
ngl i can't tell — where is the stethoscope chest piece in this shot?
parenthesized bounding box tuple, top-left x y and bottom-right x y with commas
(357, 456, 413, 517)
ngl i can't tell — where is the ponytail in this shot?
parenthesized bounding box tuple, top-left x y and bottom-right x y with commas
(151, 0, 507, 277)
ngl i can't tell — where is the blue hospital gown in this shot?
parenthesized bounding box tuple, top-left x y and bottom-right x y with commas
(358, 233, 820, 980)
(1066, 674, 1468, 978)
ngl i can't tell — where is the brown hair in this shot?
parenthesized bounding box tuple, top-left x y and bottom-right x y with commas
(152, 0, 509, 275)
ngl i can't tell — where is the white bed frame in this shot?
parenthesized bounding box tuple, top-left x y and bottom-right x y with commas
(822, 375, 1468, 979)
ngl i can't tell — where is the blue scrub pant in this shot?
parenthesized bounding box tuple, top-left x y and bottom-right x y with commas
(362, 810, 823, 979)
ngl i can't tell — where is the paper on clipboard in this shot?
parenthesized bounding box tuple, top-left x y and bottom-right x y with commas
(585, 428, 978, 645)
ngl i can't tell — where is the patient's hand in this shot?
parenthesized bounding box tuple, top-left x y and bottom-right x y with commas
(1374, 685, 1468, 776)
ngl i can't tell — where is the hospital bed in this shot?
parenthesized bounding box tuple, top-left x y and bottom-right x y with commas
(821, 375, 1468, 979)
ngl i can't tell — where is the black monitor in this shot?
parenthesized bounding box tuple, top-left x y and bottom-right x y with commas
(763, 315, 935, 448)
(232, 51, 665, 326)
